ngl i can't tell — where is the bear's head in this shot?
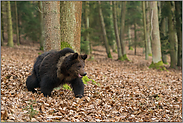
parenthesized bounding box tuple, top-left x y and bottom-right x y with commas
(61, 53, 87, 78)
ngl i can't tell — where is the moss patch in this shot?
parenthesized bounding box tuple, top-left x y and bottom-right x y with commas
(122, 54, 130, 61)
(61, 41, 72, 50)
(148, 53, 152, 56)
(107, 52, 112, 58)
(149, 61, 166, 71)
(129, 46, 133, 50)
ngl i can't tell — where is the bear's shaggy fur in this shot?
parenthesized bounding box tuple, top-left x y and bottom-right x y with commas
(26, 48, 87, 98)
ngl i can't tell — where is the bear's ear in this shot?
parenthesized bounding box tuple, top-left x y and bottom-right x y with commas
(81, 54, 87, 60)
(71, 53, 78, 60)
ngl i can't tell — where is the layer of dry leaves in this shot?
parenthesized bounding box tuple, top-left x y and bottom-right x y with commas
(1, 44, 182, 122)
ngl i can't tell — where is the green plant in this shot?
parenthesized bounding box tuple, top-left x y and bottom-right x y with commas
(23, 100, 38, 120)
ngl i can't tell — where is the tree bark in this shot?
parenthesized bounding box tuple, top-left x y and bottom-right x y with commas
(142, 1, 148, 60)
(15, 1, 20, 45)
(98, 1, 112, 58)
(42, 1, 61, 51)
(134, 22, 137, 55)
(84, 1, 90, 55)
(1, 1, 4, 46)
(150, 1, 162, 63)
(112, 1, 122, 60)
(60, 1, 82, 53)
(39, 1, 44, 50)
(175, 1, 182, 67)
(167, 2, 177, 68)
(120, 1, 126, 55)
(7, 1, 13, 47)
(146, 1, 152, 55)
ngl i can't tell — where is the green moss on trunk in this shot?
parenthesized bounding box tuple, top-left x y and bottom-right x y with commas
(61, 41, 72, 50)
(122, 54, 130, 61)
(149, 61, 166, 71)
(107, 52, 112, 58)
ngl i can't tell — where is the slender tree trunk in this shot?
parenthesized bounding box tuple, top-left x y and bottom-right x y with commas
(175, 1, 182, 67)
(146, 1, 152, 55)
(167, 2, 176, 68)
(39, 1, 44, 50)
(160, 18, 168, 64)
(120, 1, 126, 55)
(128, 26, 131, 50)
(84, 1, 90, 55)
(98, 1, 112, 58)
(134, 22, 137, 55)
(120, 1, 129, 61)
(142, 1, 148, 60)
(1, 1, 4, 46)
(15, 1, 20, 45)
(149, 1, 165, 70)
(42, 1, 61, 51)
(112, 1, 122, 60)
(60, 1, 82, 53)
(7, 1, 13, 47)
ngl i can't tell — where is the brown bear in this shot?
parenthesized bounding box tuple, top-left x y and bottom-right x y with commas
(26, 48, 87, 98)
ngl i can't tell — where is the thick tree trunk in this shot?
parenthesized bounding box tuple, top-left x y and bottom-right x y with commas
(112, 1, 122, 60)
(175, 1, 182, 67)
(149, 1, 165, 70)
(60, 1, 82, 53)
(167, 2, 177, 68)
(142, 1, 148, 60)
(1, 1, 4, 46)
(150, 1, 162, 63)
(39, 1, 44, 50)
(7, 1, 13, 47)
(98, 1, 112, 58)
(42, 1, 61, 51)
(15, 1, 20, 45)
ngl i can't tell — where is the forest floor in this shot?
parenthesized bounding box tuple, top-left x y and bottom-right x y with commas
(1, 43, 182, 122)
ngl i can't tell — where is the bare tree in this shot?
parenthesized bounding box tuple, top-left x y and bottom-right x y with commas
(42, 1, 61, 51)
(60, 1, 82, 53)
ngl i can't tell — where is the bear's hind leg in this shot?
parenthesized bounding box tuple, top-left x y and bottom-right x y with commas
(70, 78, 84, 98)
(26, 73, 39, 93)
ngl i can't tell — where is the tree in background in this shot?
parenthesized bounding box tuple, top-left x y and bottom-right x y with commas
(167, 2, 176, 68)
(98, 1, 112, 58)
(14, 1, 20, 45)
(120, 1, 129, 61)
(142, 1, 148, 60)
(39, 1, 44, 50)
(112, 1, 123, 60)
(42, 1, 61, 51)
(175, 1, 182, 67)
(149, 1, 165, 70)
(145, 1, 152, 56)
(60, 1, 82, 53)
(7, 1, 14, 47)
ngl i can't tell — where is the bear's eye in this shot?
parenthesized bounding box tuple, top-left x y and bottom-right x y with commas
(78, 65, 81, 68)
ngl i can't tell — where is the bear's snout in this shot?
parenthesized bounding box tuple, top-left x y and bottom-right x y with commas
(82, 72, 87, 76)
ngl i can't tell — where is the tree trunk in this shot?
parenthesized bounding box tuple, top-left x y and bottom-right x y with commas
(42, 1, 61, 51)
(134, 22, 137, 55)
(142, 1, 148, 60)
(7, 1, 13, 47)
(120, 1, 129, 61)
(112, 1, 122, 60)
(146, 1, 152, 55)
(15, 1, 20, 45)
(39, 1, 44, 50)
(175, 1, 182, 67)
(60, 1, 82, 53)
(84, 1, 90, 55)
(167, 2, 176, 68)
(98, 1, 112, 58)
(160, 18, 168, 64)
(128, 26, 132, 50)
(1, 1, 4, 46)
(120, 1, 126, 55)
(149, 1, 165, 70)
